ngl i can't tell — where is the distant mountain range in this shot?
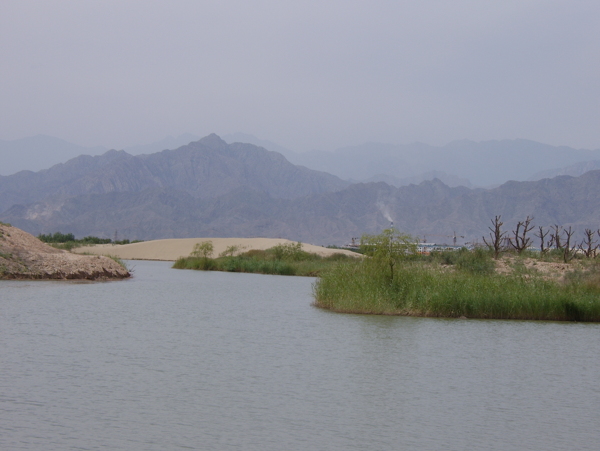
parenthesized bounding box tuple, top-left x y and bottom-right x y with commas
(529, 160, 600, 181)
(4, 132, 600, 188)
(277, 139, 600, 188)
(1, 134, 599, 245)
(0, 133, 202, 176)
(0, 135, 107, 176)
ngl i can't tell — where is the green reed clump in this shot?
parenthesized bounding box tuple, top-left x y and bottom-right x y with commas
(313, 258, 600, 321)
(173, 256, 217, 271)
(173, 242, 355, 277)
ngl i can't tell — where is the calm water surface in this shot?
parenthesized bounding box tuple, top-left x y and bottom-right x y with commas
(1, 260, 599, 450)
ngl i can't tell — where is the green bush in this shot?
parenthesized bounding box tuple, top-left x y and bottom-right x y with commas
(80, 236, 112, 245)
(38, 232, 75, 243)
(268, 242, 315, 261)
(190, 241, 214, 259)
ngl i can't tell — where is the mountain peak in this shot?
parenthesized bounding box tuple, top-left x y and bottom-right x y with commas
(198, 133, 228, 150)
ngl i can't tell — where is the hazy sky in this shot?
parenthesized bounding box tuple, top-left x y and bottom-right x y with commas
(1, 0, 599, 151)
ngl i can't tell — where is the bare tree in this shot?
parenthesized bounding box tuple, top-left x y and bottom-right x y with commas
(535, 226, 550, 255)
(562, 226, 576, 263)
(510, 216, 535, 254)
(549, 224, 563, 249)
(578, 229, 599, 258)
(483, 215, 507, 259)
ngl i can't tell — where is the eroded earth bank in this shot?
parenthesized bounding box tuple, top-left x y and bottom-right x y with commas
(0, 224, 130, 280)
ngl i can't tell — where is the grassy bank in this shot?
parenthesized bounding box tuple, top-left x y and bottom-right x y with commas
(173, 242, 356, 276)
(313, 251, 600, 322)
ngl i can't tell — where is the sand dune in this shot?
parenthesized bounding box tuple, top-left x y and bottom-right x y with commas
(74, 237, 359, 261)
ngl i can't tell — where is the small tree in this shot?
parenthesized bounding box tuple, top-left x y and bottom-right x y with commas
(360, 228, 417, 281)
(482, 215, 507, 259)
(191, 241, 214, 261)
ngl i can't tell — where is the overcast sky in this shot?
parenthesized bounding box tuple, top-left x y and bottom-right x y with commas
(1, 0, 599, 151)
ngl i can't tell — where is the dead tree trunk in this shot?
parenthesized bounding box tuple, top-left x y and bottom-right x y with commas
(578, 228, 599, 258)
(549, 224, 563, 250)
(482, 215, 507, 259)
(562, 226, 576, 263)
(535, 226, 550, 255)
(510, 216, 535, 254)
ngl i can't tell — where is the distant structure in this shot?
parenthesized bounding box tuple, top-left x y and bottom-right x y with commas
(416, 243, 462, 255)
(421, 232, 465, 246)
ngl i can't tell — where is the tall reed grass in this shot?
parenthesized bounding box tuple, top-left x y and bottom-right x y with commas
(313, 258, 600, 321)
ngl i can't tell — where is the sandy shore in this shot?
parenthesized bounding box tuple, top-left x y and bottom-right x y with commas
(73, 237, 359, 261)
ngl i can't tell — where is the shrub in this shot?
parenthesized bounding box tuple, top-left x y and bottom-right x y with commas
(219, 244, 247, 258)
(269, 242, 313, 261)
(190, 241, 214, 260)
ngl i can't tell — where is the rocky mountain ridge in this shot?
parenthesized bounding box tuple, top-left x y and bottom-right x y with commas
(3, 170, 599, 246)
(0, 134, 348, 213)
(1, 134, 599, 246)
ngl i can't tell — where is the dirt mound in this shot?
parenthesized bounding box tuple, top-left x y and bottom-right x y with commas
(0, 223, 130, 280)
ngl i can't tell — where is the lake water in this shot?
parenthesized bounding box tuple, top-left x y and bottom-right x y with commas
(1, 260, 599, 450)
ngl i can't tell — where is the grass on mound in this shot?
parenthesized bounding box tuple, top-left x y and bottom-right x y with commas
(173, 242, 356, 277)
(313, 253, 600, 322)
(38, 232, 143, 251)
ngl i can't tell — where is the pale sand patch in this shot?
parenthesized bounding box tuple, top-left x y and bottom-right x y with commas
(73, 238, 360, 261)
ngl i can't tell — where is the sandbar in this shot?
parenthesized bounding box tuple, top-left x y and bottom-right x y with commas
(73, 237, 359, 261)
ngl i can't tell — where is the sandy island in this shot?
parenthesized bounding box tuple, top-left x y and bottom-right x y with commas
(73, 238, 359, 261)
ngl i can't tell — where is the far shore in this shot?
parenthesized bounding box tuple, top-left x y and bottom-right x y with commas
(73, 237, 359, 261)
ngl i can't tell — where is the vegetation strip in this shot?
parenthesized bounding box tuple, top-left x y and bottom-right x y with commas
(171, 227, 600, 322)
(313, 230, 600, 322)
(173, 241, 356, 277)
(38, 232, 143, 251)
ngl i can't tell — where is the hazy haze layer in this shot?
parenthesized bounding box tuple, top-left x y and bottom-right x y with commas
(1, 1, 599, 153)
